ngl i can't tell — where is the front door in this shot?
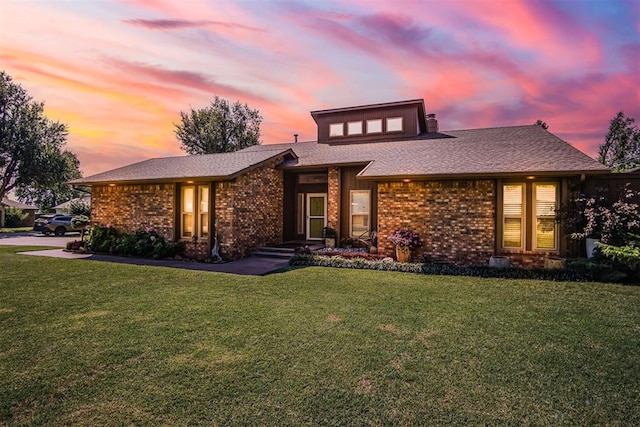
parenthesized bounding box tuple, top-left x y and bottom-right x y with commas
(306, 193, 327, 240)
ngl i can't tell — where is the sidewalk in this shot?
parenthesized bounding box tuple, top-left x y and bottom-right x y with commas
(17, 249, 292, 276)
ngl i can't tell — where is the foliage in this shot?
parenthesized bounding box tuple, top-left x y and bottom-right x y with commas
(86, 224, 185, 259)
(597, 111, 640, 172)
(290, 254, 628, 283)
(175, 96, 262, 155)
(597, 234, 640, 277)
(69, 199, 91, 216)
(70, 215, 90, 229)
(564, 185, 640, 245)
(387, 228, 423, 249)
(322, 226, 337, 238)
(2, 206, 27, 227)
(534, 119, 548, 130)
(0, 71, 81, 208)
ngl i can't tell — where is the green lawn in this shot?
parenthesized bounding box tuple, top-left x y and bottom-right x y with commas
(0, 227, 32, 233)
(1, 246, 638, 426)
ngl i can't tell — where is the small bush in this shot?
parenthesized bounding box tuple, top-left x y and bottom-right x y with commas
(69, 200, 91, 217)
(3, 207, 27, 227)
(87, 225, 185, 259)
(290, 254, 424, 273)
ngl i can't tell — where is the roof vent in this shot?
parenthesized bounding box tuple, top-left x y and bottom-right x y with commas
(426, 114, 439, 133)
(294, 133, 299, 143)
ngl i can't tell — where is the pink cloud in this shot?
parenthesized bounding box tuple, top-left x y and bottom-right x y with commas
(122, 18, 265, 32)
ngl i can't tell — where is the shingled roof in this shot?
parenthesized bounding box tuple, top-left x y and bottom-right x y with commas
(242, 125, 610, 178)
(73, 124, 608, 185)
(71, 148, 295, 185)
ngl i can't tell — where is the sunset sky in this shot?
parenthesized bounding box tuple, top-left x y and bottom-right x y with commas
(1, 0, 638, 176)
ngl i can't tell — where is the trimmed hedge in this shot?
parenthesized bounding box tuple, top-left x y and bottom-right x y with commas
(290, 254, 634, 283)
(86, 225, 185, 260)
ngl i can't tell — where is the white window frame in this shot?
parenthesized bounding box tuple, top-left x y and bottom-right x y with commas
(329, 123, 344, 137)
(349, 190, 370, 238)
(502, 183, 525, 250)
(347, 121, 363, 135)
(386, 117, 403, 133)
(366, 119, 382, 134)
(180, 184, 209, 240)
(532, 183, 558, 251)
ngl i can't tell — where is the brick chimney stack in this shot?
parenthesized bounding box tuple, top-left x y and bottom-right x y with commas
(426, 114, 439, 133)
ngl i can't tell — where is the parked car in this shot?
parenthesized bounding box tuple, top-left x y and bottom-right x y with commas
(42, 215, 83, 236)
(33, 214, 65, 232)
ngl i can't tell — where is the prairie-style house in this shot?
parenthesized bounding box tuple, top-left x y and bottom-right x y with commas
(71, 99, 610, 267)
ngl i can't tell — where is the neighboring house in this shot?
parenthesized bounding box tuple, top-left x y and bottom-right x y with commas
(71, 99, 611, 267)
(53, 195, 92, 214)
(0, 198, 37, 228)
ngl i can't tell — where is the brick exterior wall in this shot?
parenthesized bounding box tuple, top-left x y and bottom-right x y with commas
(215, 159, 284, 260)
(377, 180, 496, 265)
(92, 184, 175, 241)
(327, 167, 340, 234)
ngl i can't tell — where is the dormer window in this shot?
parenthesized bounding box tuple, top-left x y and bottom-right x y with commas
(347, 121, 363, 135)
(329, 123, 344, 137)
(386, 117, 403, 132)
(366, 119, 382, 134)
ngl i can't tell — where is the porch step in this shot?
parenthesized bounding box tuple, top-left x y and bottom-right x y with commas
(252, 246, 296, 259)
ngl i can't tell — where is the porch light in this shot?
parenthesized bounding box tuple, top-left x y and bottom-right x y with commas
(527, 176, 536, 180)
(402, 179, 411, 183)
(108, 183, 116, 187)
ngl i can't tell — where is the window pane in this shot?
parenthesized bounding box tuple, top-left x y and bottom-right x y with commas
(503, 185, 522, 216)
(309, 196, 324, 217)
(351, 215, 369, 237)
(329, 123, 343, 137)
(536, 218, 555, 249)
(199, 186, 209, 213)
(386, 117, 403, 132)
(347, 121, 363, 135)
(504, 218, 522, 248)
(182, 187, 194, 212)
(309, 218, 324, 239)
(366, 119, 382, 134)
(200, 213, 209, 238)
(535, 184, 556, 216)
(351, 191, 369, 214)
(182, 213, 194, 237)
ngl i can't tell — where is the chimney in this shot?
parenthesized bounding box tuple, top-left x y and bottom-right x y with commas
(294, 133, 299, 143)
(426, 113, 439, 133)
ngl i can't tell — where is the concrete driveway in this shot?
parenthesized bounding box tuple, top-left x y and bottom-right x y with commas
(0, 232, 80, 248)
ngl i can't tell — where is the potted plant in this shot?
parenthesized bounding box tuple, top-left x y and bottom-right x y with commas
(323, 226, 337, 249)
(387, 229, 423, 262)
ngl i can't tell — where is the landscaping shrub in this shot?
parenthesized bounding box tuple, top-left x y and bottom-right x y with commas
(290, 254, 635, 283)
(3, 207, 27, 227)
(86, 225, 185, 259)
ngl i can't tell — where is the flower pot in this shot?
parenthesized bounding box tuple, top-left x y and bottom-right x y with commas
(586, 237, 599, 259)
(325, 237, 336, 249)
(395, 245, 411, 263)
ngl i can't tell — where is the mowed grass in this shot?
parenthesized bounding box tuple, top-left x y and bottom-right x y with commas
(0, 246, 638, 426)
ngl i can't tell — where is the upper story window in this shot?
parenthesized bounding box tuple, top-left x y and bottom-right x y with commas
(329, 123, 344, 137)
(386, 117, 403, 132)
(366, 119, 382, 134)
(347, 121, 363, 135)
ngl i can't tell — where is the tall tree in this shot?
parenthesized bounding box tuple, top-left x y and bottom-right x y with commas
(598, 111, 640, 172)
(0, 71, 80, 207)
(175, 96, 262, 155)
(15, 150, 82, 212)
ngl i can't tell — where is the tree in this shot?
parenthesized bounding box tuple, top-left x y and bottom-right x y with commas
(534, 119, 548, 130)
(0, 71, 80, 208)
(175, 96, 262, 155)
(15, 150, 82, 212)
(597, 111, 640, 172)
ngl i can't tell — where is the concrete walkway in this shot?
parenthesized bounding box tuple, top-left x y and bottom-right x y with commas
(4, 232, 292, 275)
